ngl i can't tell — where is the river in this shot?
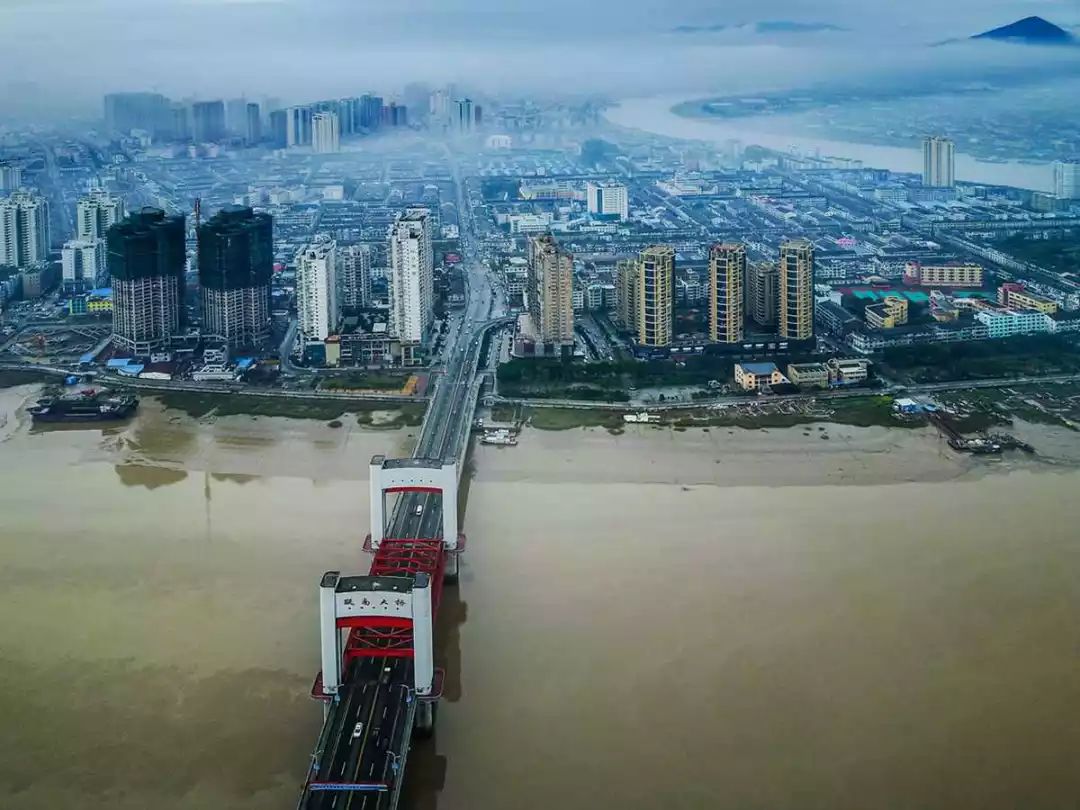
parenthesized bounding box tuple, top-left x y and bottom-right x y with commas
(605, 95, 1057, 193)
(2, 384, 1079, 809)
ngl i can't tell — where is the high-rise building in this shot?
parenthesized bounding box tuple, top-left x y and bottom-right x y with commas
(474, 105, 483, 128)
(339, 244, 373, 309)
(636, 245, 675, 348)
(456, 98, 474, 132)
(429, 90, 451, 125)
(708, 242, 745, 343)
(61, 239, 104, 292)
(746, 261, 778, 328)
(586, 181, 629, 221)
(192, 100, 226, 143)
(0, 190, 51, 268)
(244, 102, 261, 145)
(385, 102, 407, 127)
(295, 237, 338, 342)
(615, 258, 639, 332)
(388, 209, 434, 345)
(197, 205, 273, 347)
(338, 97, 360, 135)
(107, 207, 186, 354)
(286, 106, 313, 148)
(527, 234, 575, 349)
(104, 92, 171, 138)
(312, 112, 341, 154)
(922, 136, 956, 188)
(268, 109, 288, 148)
(0, 161, 23, 192)
(225, 98, 249, 135)
(1052, 160, 1080, 200)
(170, 104, 191, 141)
(403, 83, 430, 119)
(77, 189, 125, 241)
(360, 95, 383, 129)
(779, 239, 815, 341)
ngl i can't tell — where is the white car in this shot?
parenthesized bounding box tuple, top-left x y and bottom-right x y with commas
(415, 505, 423, 516)
(352, 722, 364, 739)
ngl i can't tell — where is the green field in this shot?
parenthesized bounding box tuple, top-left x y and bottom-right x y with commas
(154, 391, 425, 424)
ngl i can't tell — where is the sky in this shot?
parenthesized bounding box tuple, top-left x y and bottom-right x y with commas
(2, 0, 1080, 118)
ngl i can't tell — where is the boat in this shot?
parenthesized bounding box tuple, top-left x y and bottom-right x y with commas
(481, 430, 517, 446)
(29, 389, 138, 423)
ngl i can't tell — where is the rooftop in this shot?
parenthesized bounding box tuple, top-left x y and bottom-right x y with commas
(739, 362, 780, 375)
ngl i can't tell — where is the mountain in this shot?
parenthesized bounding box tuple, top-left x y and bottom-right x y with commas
(972, 16, 1075, 45)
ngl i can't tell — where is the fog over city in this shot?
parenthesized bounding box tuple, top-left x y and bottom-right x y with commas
(4, 0, 1080, 118)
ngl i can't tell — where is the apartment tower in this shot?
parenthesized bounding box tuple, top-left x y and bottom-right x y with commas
(779, 239, 814, 341)
(708, 242, 745, 343)
(636, 245, 675, 348)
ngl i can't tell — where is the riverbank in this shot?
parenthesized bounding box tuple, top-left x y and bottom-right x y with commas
(604, 95, 1054, 191)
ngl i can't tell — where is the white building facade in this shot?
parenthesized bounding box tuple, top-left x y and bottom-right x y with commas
(0, 190, 50, 268)
(295, 237, 339, 341)
(312, 112, 341, 154)
(1053, 160, 1080, 201)
(922, 136, 956, 188)
(585, 181, 629, 221)
(388, 209, 434, 345)
(61, 239, 105, 290)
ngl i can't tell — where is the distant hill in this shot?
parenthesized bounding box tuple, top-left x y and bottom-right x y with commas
(972, 16, 1075, 45)
(671, 20, 846, 35)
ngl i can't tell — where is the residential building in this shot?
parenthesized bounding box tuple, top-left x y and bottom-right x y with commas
(865, 295, 909, 329)
(312, 112, 341, 154)
(585, 181, 629, 221)
(61, 239, 105, 292)
(734, 361, 788, 391)
(816, 299, 859, 337)
(77, 190, 125, 241)
(527, 234, 575, 349)
(708, 242, 745, 343)
(1052, 160, 1080, 200)
(779, 239, 814, 341)
(339, 243, 373, 309)
(922, 136, 956, 188)
(456, 98, 474, 132)
(975, 309, 1052, 339)
(286, 106, 313, 148)
(998, 283, 1058, 314)
(244, 102, 262, 145)
(268, 109, 288, 148)
(360, 95, 383, 129)
(104, 92, 171, 138)
(615, 258, 639, 332)
(828, 358, 870, 385)
(636, 245, 675, 348)
(388, 209, 434, 347)
(192, 100, 226, 142)
(295, 237, 338, 342)
(0, 161, 22, 192)
(107, 207, 186, 354)
(746, 261, 778, 328)
(903, 261, 984, 288)
(198, 205, 273, 347)
(787, 362, 830, 389)
(0, 190, 50, 268)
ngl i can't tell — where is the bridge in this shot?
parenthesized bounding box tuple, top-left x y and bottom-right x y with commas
(297, 209, 504, 808)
